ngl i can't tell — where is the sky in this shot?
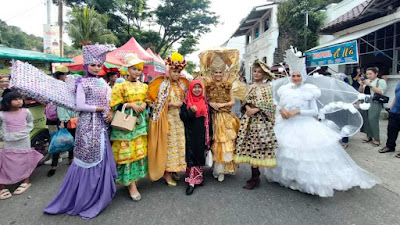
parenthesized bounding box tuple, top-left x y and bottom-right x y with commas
(0, 0, 268, 64)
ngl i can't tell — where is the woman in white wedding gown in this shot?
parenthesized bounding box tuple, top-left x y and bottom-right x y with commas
(265, 69, 380, 197)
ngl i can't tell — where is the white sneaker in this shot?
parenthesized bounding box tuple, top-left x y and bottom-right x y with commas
(218, 174, 224, 182)
(44, 157, 62, 165)
(60, 152, 69, 159)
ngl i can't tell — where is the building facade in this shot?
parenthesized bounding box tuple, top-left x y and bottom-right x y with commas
(231, 2, 279, 82)
(311, 0, 400, 106)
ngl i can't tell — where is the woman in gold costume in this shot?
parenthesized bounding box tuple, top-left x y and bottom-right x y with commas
(147, 52, 189, 186)
(204, 54, 240, 182)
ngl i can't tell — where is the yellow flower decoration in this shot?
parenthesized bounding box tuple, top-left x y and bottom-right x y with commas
(171, 52, 183, 62)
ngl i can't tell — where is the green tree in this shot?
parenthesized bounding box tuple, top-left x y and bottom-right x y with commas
(61, 0, 119, 14)
(274, 0, 341, 62)
(0, 20, 43, 51)
(66, 6, 118, 47)
(178, 36, 198, 56)
(119, 0, 151, 31)
(154, 0, 218, 56)
(64, 44, 82, 57)
(185, 60, 196, 74)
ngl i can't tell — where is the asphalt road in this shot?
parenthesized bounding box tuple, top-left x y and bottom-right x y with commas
(1, 120, 400, 225)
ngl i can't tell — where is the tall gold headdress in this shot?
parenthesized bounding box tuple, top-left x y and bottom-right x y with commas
(198, 47, 246, 101)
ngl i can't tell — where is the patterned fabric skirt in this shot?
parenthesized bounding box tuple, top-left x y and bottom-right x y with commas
(166, 108, 186, 172)
(112, 135, 148, 185)
(112, 136, 147, 164)
(185, 166, 203, 185)
(115, 158, 148, 186)
(234, 113, 277, 167)
(211, 112, 240, 175)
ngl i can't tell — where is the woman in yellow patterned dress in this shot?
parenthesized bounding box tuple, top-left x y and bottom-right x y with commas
(205, 55, 240, 182)
(110, 54, 148, 201)
(147, 52, 189, 186)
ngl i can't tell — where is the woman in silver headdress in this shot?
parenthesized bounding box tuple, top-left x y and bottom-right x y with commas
(265, 49, 380, 197)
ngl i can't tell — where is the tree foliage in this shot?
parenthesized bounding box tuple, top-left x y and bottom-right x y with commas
(185, 60, 196, 74)
(154, 0, 218, 56)
(60, 0, 218, 56)
(275, 0, 342, 62)
(178, 36, 198, 56)
(0, 19, 81, 57)
(0, 20, 43, 51)
(66, 6, 118, 48)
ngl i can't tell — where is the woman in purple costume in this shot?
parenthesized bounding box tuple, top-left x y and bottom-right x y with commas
(44, 45, 117, 219)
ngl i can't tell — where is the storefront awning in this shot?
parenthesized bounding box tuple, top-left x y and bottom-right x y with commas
(308, 18, 400, 52)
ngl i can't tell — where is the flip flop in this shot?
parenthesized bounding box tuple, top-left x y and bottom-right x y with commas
(0, 189, 12, 200)
(13, 183, 31, 195)
(395, 153, 400, 158)
(372, 142, 381, 147)
(362, 138, 372, 143)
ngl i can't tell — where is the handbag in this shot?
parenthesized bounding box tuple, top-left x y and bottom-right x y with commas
(372, 79, 389, 103)
(205, 150, 213, 167)
(111, 103, 137, 132)
(67, 117, 78, 129)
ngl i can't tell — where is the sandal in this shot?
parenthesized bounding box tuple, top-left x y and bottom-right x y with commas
(395, 153, 400, 158)
(171, 172, 180, 181)
(13, 183, 31, 195)
(0, 189, 12, 200)
(372, 142, 381, 147)
(362, 138, 372, 143)
(378, 146, 395, 153)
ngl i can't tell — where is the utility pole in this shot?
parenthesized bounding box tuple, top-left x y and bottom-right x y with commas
(59, 0, 64, 57)
(305, 10, 308, 51)
(47, 0, 52, 25)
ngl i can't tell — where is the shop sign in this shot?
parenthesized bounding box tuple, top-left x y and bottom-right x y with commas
(43, 25, 60, 56)
(305, 40, 358, 67)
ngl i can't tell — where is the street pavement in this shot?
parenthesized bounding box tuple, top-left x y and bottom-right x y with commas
(1, 120, 400, 225)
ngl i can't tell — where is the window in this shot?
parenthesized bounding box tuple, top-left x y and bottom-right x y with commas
(386, 25, 394, 37)
(262, 57, 267, 63)
(255, 26, 259, 39)
(246, 34, 251, 45)
(264, 18, 269, 32)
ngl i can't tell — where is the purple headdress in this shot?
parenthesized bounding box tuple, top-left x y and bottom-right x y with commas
(82, 44, 111, 78)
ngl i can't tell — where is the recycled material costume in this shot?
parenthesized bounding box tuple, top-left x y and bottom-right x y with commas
(110, 54, 148, 188)
(265, 48, 380, 197)
(199, 49, 246, 180)
(10, 44, 117, 219)
(147, 52, 189, 182)
(234, 60, 277, 189)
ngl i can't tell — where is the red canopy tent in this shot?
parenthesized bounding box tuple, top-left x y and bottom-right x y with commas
(108, 37, 153, 62)
(63, 54, 123, 72)
(146, 48, 161, 64)
(107, 37, 166, 81)
(63, 55, 84, 71)
(146, 48, 166, 78)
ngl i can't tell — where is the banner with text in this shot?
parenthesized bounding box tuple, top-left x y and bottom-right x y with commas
(305, 40, 358, 67)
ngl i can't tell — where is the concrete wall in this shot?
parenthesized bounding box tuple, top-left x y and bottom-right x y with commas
(243, 4, 279, 82)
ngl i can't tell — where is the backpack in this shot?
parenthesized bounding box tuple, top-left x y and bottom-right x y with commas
(45, 103, 58, 121)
